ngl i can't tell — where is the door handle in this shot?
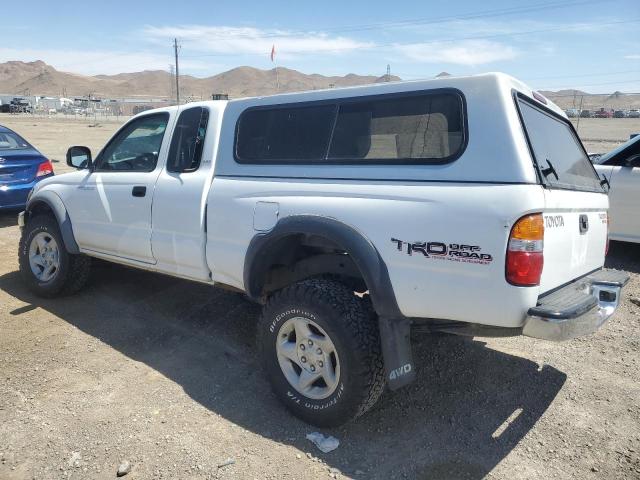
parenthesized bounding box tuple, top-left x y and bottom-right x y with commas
(132, 186, 146, 197)
(579, 214, 589, 234)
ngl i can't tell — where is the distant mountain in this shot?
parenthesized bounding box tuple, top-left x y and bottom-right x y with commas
(540, 88, 640, 110)
(0, 60, 401, 99)
(2, 61, 636, 110)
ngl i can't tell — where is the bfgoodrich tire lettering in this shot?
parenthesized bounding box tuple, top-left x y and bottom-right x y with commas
(18, 214, 91, 297)
(258, 278, 385, 427)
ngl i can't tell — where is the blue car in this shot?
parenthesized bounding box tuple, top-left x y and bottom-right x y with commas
(0, 125, 53, 210)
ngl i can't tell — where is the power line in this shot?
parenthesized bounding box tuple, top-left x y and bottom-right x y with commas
(181, 18, 640, 59)
(303, 0, 603, 34)
(53, 1, 603, 70)
(180, 0, 603, 41)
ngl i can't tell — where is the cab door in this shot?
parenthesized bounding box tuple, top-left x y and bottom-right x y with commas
(607, 158, 640, 242)
(66, 112, 172, 263)
(151, 105, 217, 281)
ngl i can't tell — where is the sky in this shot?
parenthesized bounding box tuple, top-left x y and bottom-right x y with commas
(2, 0, 639, 93)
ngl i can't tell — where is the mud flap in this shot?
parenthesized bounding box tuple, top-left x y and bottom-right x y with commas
(378, 317, 415, 390)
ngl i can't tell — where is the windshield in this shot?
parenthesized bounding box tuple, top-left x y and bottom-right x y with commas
(518, 97, 602, 192)
(592, 135, 640, 165)
(0, 131, 32, 150)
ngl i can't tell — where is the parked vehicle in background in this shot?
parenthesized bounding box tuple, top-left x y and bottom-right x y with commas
(17, 73, 627, 426)
(594, 108, 613, 118)
(628, 109, 640, 118)
(593, 134, 640, 243)
(613, 110, 628, 118)
(565, 108, 579, 118)
(9, 98, 33, 114)
(0, 125, 54, 210)
(580, 109, 593, 118)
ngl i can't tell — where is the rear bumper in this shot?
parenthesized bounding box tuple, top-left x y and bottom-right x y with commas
(523, 269, 629, 341)
(0, 180, 36, 210)
(0, 173, 52, 210)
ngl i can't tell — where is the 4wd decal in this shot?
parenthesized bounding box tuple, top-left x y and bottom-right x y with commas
(391, 238, 493, 265)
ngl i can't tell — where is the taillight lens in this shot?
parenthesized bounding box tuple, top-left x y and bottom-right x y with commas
(36, 159, 54, 177)
(506, 213, 544, 286)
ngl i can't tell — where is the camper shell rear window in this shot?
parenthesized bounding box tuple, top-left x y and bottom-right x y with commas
(234, 89, 467, 165)
(515, 93, 603, 193)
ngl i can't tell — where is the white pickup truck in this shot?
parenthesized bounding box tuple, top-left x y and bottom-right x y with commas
(18, 73, 628, 426)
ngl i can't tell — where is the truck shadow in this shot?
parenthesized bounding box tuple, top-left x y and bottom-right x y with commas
(0, 263, 566, 480)
(0, 211, 18, 228)
(606, 240, 640, 275)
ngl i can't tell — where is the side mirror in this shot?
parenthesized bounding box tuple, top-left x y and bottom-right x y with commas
(66, 146, 92, 170)
(624, 154, 640, 168)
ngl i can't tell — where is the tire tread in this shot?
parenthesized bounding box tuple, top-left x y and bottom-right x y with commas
(258, 277, 385, 425)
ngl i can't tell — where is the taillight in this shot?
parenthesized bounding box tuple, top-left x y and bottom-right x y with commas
(506, 213, 544, 286)
(36, 159, 54, 177)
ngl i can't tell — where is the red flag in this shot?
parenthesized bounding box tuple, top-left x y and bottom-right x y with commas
(270, 44, 275, 62)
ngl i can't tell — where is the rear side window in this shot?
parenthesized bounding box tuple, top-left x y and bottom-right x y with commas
(329, 94, 463, 161)
(518, 98, 602, 191)
(0, 131, 32, 150)
(235, 90, 465, 164)
(236, 105, 335, 161)
(167, 107, 209, 172)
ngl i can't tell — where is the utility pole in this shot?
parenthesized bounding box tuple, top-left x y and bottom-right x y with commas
(169, 64, 175, 104)
(173, 38, 180, 105)
(575, 95, 584, 133)
(386, 64, 391, 82)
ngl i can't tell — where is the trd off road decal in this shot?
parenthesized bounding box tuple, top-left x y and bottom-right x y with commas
(391, 238, 493, 265)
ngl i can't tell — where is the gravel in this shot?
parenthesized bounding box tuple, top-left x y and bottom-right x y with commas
(0, 214, 638, 479)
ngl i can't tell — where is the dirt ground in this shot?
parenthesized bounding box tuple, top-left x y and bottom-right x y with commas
(570, 118, 640, 155)
(0, 114, 639, 480)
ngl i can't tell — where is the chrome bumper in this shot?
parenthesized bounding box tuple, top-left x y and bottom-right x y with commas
(523, 269, 629, 341)
(17, 211, 25, 228)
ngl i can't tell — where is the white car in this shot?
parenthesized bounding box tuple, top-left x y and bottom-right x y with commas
(18, 73, 627, 426)
(593, 135, 640, 243)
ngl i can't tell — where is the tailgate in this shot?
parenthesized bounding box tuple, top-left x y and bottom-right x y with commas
(515, 93, 608, 293)
(540, 189, 608, 293)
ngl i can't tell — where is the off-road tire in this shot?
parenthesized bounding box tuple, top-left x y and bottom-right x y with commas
(19, 214, 91, 297)
(258, 278, 385, 427)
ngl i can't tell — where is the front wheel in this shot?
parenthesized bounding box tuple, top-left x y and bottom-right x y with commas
(257, 278, 385, 427)
(18, 214, 91, 297)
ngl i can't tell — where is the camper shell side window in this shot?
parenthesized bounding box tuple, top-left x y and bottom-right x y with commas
(234, 89, 467, 165)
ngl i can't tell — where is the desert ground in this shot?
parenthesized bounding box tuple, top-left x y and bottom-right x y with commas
(0, 113, 639, 480)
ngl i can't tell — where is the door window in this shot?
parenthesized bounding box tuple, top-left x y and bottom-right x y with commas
(96, 113, 169, 172)
(167, 107, 209, 172)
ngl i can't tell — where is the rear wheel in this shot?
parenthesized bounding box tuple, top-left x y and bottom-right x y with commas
(258, 278, 385, 427)
(19, 214, 91, 297)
